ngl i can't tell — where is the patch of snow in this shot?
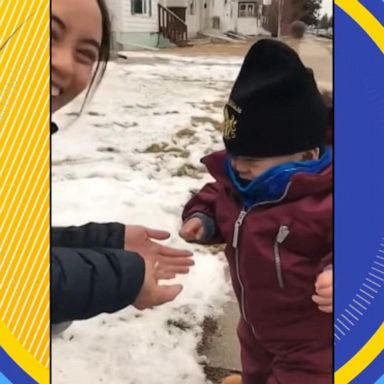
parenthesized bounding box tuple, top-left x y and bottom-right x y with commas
(52, 52, 241, 383)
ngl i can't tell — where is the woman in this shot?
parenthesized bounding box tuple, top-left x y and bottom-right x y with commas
(51, 0, 194, 323)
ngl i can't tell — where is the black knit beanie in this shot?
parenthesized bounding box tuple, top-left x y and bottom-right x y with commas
(223, 39, 328, 157)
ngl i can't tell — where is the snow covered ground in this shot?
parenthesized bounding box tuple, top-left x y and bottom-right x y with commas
(52, 52, 243, 384)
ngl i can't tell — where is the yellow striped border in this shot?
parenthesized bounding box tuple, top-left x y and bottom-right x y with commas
(0, 0, 50, 383)
(335, 0, 384, 54)
(0, 0, 381, 383)
(335, 323, 384, 383)
(335, 1, 383, 383)
(0, 322, 49, 383)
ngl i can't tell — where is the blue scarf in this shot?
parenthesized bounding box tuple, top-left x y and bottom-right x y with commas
(225, 148, 332, 208)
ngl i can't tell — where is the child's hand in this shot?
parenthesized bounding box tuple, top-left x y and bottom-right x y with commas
(312, 268, 333, 313)
(179, 218, 204, 242)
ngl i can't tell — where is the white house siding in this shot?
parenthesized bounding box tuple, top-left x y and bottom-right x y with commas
(184, 0, 200, 37)
(234, 0, 261, 35)
(210, 0, 236, 31)
(107, 0, 191, 34)
(105, 0, 171, 49)
(186, 14, 200, 37)
(185, 0, 251, 36)
(104, 0, 263, 49)
(105, 0, 121, 32)
(119, 0, 159, 33)
(104, 0, 160, 34)
(236, 17, 259, 34)
(166, 0, 188, 6)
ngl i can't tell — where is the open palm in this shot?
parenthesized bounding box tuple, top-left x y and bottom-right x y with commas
(124, 225, 194, 280)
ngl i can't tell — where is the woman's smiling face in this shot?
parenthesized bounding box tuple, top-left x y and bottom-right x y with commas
(51, 0, 102, 112)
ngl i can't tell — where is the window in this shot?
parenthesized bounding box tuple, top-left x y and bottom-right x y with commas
(131, 0, 152, 16)
(238, 2, 256, 17)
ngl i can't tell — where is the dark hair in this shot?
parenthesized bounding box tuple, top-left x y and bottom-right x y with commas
(81, 0, 111, 110)
(290, 20, 307, 39)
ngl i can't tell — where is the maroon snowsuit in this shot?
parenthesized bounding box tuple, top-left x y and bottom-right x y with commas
(182, 150, 333, 384)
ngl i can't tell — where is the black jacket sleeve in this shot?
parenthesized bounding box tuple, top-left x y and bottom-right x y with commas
(51, 246, 145, 323)
(52, 222, 125, 249)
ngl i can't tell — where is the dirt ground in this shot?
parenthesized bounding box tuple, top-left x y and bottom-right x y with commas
(162, 39, 261, 57)
(160, 35, 332, 58)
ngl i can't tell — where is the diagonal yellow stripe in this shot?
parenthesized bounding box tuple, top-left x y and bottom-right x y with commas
(335, 323, 384, 383)
(333, 2, 383, 381)
(7, 183, 50, 329)
(1, 109, 48, 301)
(335, 0, 384, 54)
(0, 9, 47, 177)
(0, 321, 49, 384)
(1, 118, 49, 315)
(0, 0, 50, 380)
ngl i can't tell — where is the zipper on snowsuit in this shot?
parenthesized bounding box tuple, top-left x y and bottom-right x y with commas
(232, 182, 292, 337)
(274, 225, 290, 289)
(233, 209, 248, 322)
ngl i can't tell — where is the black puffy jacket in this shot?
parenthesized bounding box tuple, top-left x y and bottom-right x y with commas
(51, 222, 145, 323)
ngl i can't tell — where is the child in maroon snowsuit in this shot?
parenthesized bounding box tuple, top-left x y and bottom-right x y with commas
(180, 40, 333, 384)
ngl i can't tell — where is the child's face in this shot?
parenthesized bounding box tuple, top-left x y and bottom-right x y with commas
(230, 149, 320, 180)
(51, 0, 102, 113)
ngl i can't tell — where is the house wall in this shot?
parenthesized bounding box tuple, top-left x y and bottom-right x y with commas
(105, 0, 264, 48)
(182, 0, 198, 37)
(115, 32, 174, 49)
(186, 15, 200, 37)
(105, 0, 120, 32)
(236, 17, 259, 34)
(192, 0, 261, 34)
(197, 0, 235, 31)
(105, 0, 172, 48)
(105, 0, 160, 33)
(184, 0, 234, 37)
(234, 0, 262, 35)
(166, 0, 188, 6)
(119, 1, 159, 33)
(213, 0, 236, 31)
